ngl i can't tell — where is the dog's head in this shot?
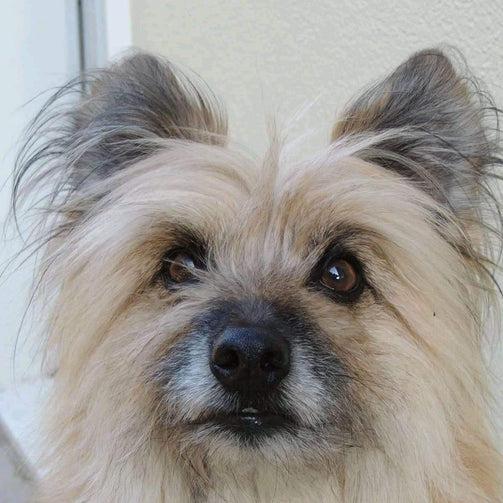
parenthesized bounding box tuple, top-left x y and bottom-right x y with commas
(15, 50, 501, 495)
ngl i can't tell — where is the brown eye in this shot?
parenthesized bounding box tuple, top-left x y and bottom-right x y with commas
(162, 251, 198, 284)
(320, 258, 359, 293)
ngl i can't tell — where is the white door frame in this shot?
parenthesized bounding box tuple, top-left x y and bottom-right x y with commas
(79, 0, 132, 69)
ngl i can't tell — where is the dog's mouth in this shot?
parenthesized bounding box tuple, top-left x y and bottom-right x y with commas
(189, 407, 297, 436)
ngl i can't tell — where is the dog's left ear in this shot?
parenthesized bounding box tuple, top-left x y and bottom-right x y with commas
(332, 49, 496, 210)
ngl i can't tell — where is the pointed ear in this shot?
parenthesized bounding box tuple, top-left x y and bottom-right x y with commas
(16, 51, 228, 202)
(332, 49, 497, 209)
(71, 52, 227, 183)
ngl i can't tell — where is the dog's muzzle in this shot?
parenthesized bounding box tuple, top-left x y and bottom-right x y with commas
(210, 325, 291, 395)
(207, 325, 292, 434)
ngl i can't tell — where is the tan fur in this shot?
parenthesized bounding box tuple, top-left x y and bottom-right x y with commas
(15, 50, 502, 502)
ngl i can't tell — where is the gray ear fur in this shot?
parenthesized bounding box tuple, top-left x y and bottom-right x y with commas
(14, 52, 227, 208)
(71, 53, 228, 181)
(332, 49, 500, 210)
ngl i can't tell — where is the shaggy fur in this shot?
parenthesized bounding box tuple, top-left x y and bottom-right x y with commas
(13, 49, 503, 502)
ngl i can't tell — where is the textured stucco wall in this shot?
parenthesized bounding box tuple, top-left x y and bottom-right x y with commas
(130, 0, 503, 154)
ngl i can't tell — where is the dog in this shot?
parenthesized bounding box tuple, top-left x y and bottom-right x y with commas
(13, 48, 502, 502)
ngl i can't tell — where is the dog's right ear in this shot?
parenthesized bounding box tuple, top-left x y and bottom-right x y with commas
(14, 52, 227, 207)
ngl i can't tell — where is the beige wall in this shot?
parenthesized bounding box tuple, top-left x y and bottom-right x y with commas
(130, 0, 503, 155)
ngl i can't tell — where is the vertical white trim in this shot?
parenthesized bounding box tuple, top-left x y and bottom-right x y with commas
(65, 0, 82, 74)
(104, 0, 132, 60)
(80, 0, 132, 69)
(80, 0, 107, 68)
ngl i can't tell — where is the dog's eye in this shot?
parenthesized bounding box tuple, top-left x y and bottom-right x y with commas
(161, 251, 199, 285)
(319, 257, 360, 294)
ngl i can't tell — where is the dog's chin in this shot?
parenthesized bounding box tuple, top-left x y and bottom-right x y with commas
(175, 409, 350, 469)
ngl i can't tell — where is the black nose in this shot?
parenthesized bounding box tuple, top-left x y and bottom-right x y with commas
(210, 326, 290, 395)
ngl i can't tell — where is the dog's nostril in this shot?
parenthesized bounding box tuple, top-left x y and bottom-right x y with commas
(210, 326, 291, 394)
(260, 351, 284, 372)
(213, 348, 240, 370)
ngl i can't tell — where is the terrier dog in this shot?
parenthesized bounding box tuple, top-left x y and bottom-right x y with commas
(14, 48, 502, 502)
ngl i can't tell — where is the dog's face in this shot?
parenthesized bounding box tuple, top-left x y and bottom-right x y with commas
(75, 146, 471, 463)
(17, 50, 501, 499)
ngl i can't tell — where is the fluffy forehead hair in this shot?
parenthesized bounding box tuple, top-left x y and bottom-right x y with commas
(11, 49, 503, 312)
